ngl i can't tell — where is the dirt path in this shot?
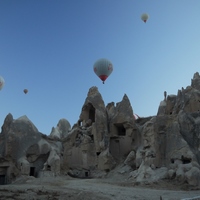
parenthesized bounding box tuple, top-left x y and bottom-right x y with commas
(57, 178, 200, 200)
(0, 177, 200, 200)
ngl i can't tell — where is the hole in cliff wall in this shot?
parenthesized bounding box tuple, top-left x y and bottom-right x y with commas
(89, 105, 95, 122)
(0, 175, 6, 185)
(181, 156, 191, 164)
(96, 152, 101, 156)
(78, 120, 82, 126)
(90, 135, 94, 141)
(47, 165, 51, 171)
(29, 167, 35, 177)
(85, 171, 89, 177)
(82, 103, 95, 123)
(115, 124, 126, 136)
(171, 159, 174, 163)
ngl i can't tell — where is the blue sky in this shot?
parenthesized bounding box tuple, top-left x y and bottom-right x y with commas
(1, 0, 200, 135)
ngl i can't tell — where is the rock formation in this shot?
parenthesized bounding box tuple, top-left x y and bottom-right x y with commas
(1, 73, 200, 188)
(50, 118, 71, 140)
(0, 115, 65, 183)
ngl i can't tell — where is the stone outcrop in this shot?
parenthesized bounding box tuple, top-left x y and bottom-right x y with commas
(50, 118, 71, 139)
(1, 115, 42, 161)
(107, 94, 140, 163)
(0, 115, 67, 183)
(63, 86, 108, 173)
(1, 72, 200, 188)
(157, 72, 200, 115)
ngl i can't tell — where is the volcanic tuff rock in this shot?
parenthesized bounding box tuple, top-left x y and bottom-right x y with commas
(1, 72, 200, 187)
(158, 72, 200, 115)
(0, 114, 41, 161)
(0, 114, 64, 182)
(50, 118, 71, 139)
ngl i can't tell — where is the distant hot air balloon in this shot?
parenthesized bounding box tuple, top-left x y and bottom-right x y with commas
(141, 13, 149, 23)
(23, 89, 28, 94)
(0, 76, 5, 90)
(93, 58, 113, 84)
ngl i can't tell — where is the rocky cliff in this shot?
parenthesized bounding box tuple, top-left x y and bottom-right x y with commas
(1, 72, 200, 187)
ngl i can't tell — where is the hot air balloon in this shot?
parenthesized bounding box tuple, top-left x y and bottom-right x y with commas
(0, 76, 5, 90)
(141, 13, 149, 23)
(23, 89, 28, 94)
(93, 58, 113, 84)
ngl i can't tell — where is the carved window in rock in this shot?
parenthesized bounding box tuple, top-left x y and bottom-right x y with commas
(47, 165, 51, 171)
(0, 166, 8, 185)
(0, 175, 6, 185)
(96, 152, 101, 156)
(29, 167, 35, 177)
(89, 104, 95, 122)
(85, 171, 89, 177)
(78, 120, 82, 126)
(115, 123, 126, 136)
(82, 103, 95, 123)
(181, 155, 191, 164)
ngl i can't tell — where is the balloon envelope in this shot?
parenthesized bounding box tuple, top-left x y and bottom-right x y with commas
(141, 13, 149, 23)
(0, 76, 5, 90)
(93, 58, 113, 83)
(23, 89, 28, 94)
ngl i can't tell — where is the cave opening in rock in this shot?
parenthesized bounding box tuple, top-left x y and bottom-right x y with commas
(89, 105, 95, 122)
(29, 167, 35, 177)
(181, 156, 191, 164)
(0, 175, 6, 185)
(115, 124, 126, 136)
(96, 152, 101, 156)
(85, 171, 89, 177)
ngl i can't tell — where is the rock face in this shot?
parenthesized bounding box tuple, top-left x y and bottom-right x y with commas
(158, 72, 200, 115)
(1, 72, 200, 187)
(63, 86, 109, 174)
(50, 118, 71, 139)
(1, 115, 40, 160)
(0, 115, 67, 184)
(107, 94, 139, 163)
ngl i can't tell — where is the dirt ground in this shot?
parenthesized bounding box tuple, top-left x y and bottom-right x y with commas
(0, 175, 200, 200)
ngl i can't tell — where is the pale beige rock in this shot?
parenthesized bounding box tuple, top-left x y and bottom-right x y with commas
(176, 165, 185, 183)
(124, 150, 136, 168)
(46, 149, 61, 175)
(98, 149, 116, 171)
(1, 73, 200, 188)
(50, 118, 71, 139)
(168, 169, 176, 179)
(185, 166, 200, 186)
(17, 157, 30, 175)
(50, 127, 61, 139)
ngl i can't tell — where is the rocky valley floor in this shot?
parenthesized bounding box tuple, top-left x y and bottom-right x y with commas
(0, 175, 200, 200)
